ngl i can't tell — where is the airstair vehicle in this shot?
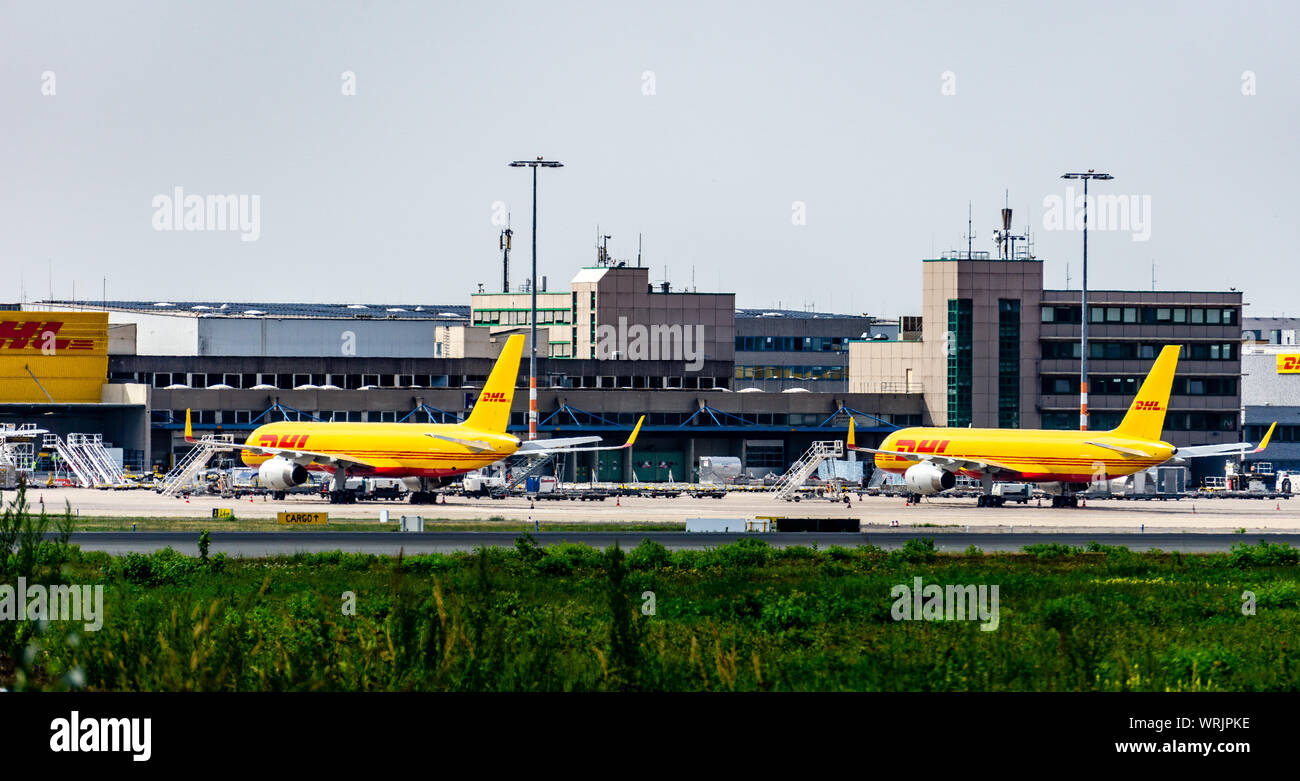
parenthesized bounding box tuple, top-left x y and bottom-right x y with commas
(770, 440, 844, 501)
(159, 433, 236, 496)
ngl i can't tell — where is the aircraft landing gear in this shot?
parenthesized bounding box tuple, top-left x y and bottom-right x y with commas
(976, 473, 1004, 507)
(1050, 495, 1080, 508)
(409, 491, 440, 505)
(327, 467, 357, 504)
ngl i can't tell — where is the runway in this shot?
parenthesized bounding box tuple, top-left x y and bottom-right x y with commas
(58, 529, 1300, 557)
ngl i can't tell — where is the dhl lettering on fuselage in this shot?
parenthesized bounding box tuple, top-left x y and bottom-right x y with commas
(875, 427, 1175, 483)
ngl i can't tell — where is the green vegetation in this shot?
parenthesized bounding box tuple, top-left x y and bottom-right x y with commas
(3, 487, 1300, 691)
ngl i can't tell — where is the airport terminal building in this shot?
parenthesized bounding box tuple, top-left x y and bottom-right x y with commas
(3, 254, 1267, 486)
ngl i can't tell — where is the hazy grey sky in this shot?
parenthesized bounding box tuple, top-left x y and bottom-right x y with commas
(2, 1, 1297, 317)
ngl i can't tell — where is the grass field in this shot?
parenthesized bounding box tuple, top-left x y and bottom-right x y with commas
(3, 488, 1300, 691)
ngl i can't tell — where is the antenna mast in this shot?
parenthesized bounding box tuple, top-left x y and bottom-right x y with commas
(499, 213, 512, 292)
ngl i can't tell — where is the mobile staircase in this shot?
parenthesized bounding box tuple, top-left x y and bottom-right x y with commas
(770, 440, 844, 501)
(159, 433, 235, 496)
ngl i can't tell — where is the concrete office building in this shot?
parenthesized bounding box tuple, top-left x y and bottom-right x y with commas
(848, 253, 1244, 480)
(848, 254, 1044, 429)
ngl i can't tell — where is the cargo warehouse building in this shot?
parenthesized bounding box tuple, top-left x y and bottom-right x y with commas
(1241, 318, 1300, 473)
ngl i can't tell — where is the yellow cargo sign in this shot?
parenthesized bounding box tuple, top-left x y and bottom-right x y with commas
(278, 511, 328, 525)
(1277, 355, 1300, 374)
(212, 508, 235, 520)
(0, 312, 108, 403)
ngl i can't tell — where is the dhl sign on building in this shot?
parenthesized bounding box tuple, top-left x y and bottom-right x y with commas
(1277, 355, 1300, 374)
(0, 312, 109, 403)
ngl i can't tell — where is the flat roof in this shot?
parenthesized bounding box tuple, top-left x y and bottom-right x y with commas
(736, 308, 880, 320)
(31, 300, 471, 320)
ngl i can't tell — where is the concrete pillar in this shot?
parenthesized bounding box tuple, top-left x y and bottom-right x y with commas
(686, 437, 696, 483)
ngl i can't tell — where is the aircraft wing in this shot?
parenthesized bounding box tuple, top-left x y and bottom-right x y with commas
(516, 416, 645, 455)
(184, 410, 378, 470)
(425, 433, 498, 452)
(1174, 422, 1275, 459)
(1085, 441, 1155, 458)
(515, 435, 603, 452)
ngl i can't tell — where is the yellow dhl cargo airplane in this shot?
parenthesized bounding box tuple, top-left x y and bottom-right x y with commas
(849, 345, 1275, 507)
(186, 334, 644, 504)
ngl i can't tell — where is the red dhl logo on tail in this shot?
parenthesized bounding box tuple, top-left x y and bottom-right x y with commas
(1134, 400, 1163, 411)
(890, 438, 950, 461)
(259, 434, 310, 449)
(479, 392, 508, 403)
(0, 321, 95, 351)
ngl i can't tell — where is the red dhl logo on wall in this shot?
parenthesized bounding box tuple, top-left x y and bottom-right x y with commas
(1278, 355, 1300, 374)
(1134, 400, 1163, 411)
(0, 321, 95, 352)
(479, 392, 508, 403)
(259, 434, 310, 449)
(889, 439, 950, 461)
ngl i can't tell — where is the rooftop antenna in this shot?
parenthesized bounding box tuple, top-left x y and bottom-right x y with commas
(967, 202, 973, 259)
(637, 233, 642, 267)
(993, 189, 1026, 260)
(1151, 259, 1156, 291)
(499, 213, 512, 293)
(1065, 262, 1071, 290)
(1025, 206, 1035, 259)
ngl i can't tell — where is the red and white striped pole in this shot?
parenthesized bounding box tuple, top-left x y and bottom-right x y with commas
(529, 375, 538, 441)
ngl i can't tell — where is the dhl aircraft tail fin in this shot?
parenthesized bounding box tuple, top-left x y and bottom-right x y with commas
(1111, 344, 1179, 441)
(463, 334, 525, 434)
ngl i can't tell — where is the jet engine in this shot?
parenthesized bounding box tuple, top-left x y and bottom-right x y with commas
(259, 457, 309, 491)
(904, 462, 956, 494)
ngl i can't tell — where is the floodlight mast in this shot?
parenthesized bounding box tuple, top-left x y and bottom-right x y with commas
(508, 158, 564, 440)
(1060, 170, 1114, 431)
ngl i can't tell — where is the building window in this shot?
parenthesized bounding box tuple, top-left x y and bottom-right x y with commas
(998, 299, 1020, 428)
(947, 298, 973, 428)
